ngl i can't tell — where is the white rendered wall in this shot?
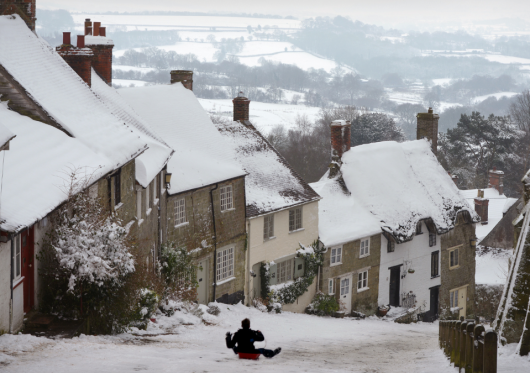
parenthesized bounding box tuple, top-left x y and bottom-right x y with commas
(12, 281, 23, 332)
(0, 241, 11, 332)
(378, 221, 441, 313)
(245, 201, 319, 310)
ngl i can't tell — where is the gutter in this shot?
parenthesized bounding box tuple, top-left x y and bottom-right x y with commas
(209, 183, 219, 302)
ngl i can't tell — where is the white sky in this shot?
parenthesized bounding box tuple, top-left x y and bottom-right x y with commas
(39, 0, 530, 26)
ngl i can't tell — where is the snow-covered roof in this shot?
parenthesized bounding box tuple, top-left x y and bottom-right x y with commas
(0, 120, 15, 149)
(311, 140, 479, 247)
(85, 35, 114, 46)
(215, 120, 320, 217)
(118, 84, 246, 195)
(0, 15, 147, 168)
(0, 104, 111, 232)
(460, 188, 518, 242)
(90, 72, 173, 187)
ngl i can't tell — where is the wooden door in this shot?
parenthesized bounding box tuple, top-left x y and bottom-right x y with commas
(389, 266, 401, 307)
(340, 275, 352, 314)
(458, 287, 467, 319)
(197, 258, 209, 305)
(429, 286, 440, 322)
(20, 227, 35, 313)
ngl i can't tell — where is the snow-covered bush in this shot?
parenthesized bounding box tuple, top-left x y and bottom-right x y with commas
(38, 169, 150, 334)
(133, 289, 159, 329)
(308, 291, 340, 316)
(159, 243, 198, 303)
(206, 305, 221, 316)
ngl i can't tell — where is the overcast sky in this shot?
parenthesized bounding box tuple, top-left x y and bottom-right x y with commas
(40, 0, 530, 26)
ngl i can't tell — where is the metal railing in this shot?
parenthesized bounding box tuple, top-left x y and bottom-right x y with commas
(439, 319, 497, 373)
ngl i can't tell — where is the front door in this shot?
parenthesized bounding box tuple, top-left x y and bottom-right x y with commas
(197, 258, 209, 305)
(429, 286, 440, 322)
(340, 275, 352, 314)
(389, 266, 401, 307)
(252, 263, 262, 301)
(458, 286, 467, 319)
(20, 227, 35, 313)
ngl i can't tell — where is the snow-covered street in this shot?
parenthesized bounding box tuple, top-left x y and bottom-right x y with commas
(2, 302, 525, 373)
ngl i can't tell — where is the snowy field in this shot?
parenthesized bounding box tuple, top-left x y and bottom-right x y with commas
(199, 98, 322, 134)
(1, 302, 527, 373)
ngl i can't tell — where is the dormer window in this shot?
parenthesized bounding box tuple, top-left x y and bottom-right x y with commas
(429, 232, 436, 247)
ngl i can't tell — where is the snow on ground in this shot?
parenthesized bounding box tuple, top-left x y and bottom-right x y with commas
(1, 302, 527, 372)
(199, 98, 322, 134)
(473, 91, 519, 104)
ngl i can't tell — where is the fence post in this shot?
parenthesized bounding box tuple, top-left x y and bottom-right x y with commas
(444, 321, 449, 356)
(460, 321, 468, 371)
(439, 320, 443, 349)
(473, 324, 485, 373)
(483, 330, 497, 373)
(454, 321, 461, 366)
(448, 321, 454, 359)
(466, 322, 475, 373)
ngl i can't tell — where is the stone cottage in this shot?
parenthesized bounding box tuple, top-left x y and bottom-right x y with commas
(0, 14, 172, 332)
(214, 93, 321, 312)
(310, 109, 479, 320)
(118, 74, 248, 305)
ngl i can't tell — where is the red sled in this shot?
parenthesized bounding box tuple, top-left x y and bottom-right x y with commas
(238, 353, 260, 360)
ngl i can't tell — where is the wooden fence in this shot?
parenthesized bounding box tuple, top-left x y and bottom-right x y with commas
(439, 319, 497, 373)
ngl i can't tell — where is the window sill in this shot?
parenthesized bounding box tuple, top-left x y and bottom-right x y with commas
(330, 262, 342, 267)
(357, 287, 370, 293)
(289, 228, 304, 234)
(146, 208, 152, 216)
(114, 202, 123, 211)
(137, 219, 144, 226)
(221, 208, 235, 213)
(13, 276, 24, 289)
(216, 276, 236, 286)
(359, 254, 370, 259)
(263, 236, 276, 242)
(449, 265, 460, 270)
(175, 222, 189, 229)
(431, 275, 440, 279)
(329, 293, 335, 296)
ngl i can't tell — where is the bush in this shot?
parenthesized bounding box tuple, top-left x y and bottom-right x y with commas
(309, 292, 340, 316)
(133, 289, 159, 329)
(159, 243, 198, 303)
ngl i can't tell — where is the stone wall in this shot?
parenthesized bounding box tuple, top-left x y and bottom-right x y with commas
(320, 234, 380, 316)
(165, 177, 247, 304)
(439, 216, 476, 319)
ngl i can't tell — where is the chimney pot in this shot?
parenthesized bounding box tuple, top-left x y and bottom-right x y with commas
(63, 32, 71, 45)
(170, 70, 194, 91)
(100, 27, 106, 37)
(93, 22, 101, 37)
(417, 109, 439, 155)
(84, 19, 93, 36)
(77, 35, 85, 48)
(86, 26, 93, 36)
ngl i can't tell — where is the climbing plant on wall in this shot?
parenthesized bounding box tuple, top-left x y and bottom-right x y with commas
(260, 240, 325, 305)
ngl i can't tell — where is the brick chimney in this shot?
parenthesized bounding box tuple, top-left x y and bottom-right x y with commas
(84, 21, 114, 85)
(417, 107, 439, 155)
(56, 33, 93, 87)
(233, 92, 250, 122)
(488, 167, 504, 195)
(474, 190, 489, 225)
(0, 1, 36, 31)
(170, 70, 193, 90)
(331, 120, 351, 159)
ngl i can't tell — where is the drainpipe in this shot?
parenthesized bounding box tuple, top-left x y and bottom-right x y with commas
(9, 233, 14, 333)
(210, 184, 219, 302)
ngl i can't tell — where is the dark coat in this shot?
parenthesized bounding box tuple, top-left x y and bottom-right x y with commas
(226, 328, 265, 353)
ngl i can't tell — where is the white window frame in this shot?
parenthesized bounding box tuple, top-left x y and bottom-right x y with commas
(220, 185, 234, 212)
(263, 214, 275, 241)
(216, 247, 234, 282)
(136, 188, 143, 225)
(330, 246, 342, 266)
(340, 277, 350, 296)
(449, 246, 461, 269)
(174, 198, 187, 227)
(277, 259, 293, 283)
(289, 207, 303, 232)
(360, 237, 370, 258)
(13, 234, 21, 280)
(357, 270, 368, 292)
(328, 278, 334, 295)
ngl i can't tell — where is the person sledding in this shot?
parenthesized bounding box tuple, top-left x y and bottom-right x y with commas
(225, 318, 281, 359)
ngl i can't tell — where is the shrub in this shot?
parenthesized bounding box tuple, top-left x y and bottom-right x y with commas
(309, 291, 340, 316)
(159, 243, 198, 303)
